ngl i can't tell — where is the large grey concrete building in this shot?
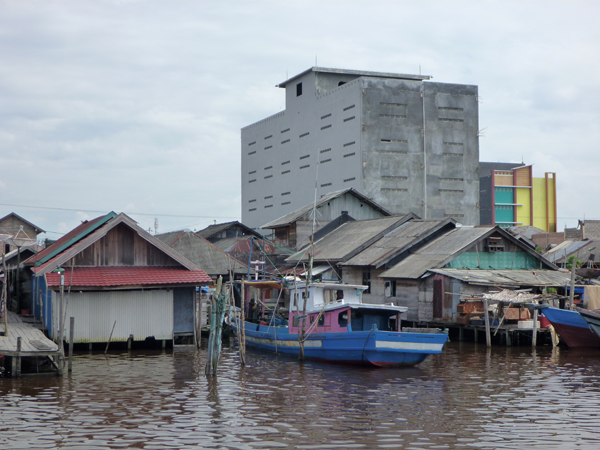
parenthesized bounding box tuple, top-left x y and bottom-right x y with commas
(241, 67, 480, 229)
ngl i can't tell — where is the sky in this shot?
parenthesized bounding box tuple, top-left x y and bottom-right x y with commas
(0, 0, 598, 242)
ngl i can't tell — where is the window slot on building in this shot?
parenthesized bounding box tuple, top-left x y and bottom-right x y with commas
(444, 213, 464, 218)
(343, 141, 355, 147)
(320, 148, 331, 153)
(320, 158, 331, 164)
(264, 135, 273, 140)
(443, 153, 464, 157)
(439, 189, 464, 193)
(439, 177, 464, 182)
(300, 165, 310, 169)
(299, 132, 310, 138)
(249, 199, 256, 203)
(249, 208, 257, 211)
(300, 154, 310, 160)
(321, 182, 332, 187)
(381, 188, 408, 192)
(438, 107, 464, 111)
(264, 195, 273, 199)
(382, 176, 407, 180)
(321, 124, 332, 130)
(439, 118, 464, 122)
(264, 166, 273, 170)
(264, 145, 272, 150)
(248, 141, 256, 146)
(296, 82, 302, 96)
(362, 269, 371, 294)
(282, 160, 290, 165)
(343, 177, 356, 183)
(343, 116, 355, 122)
(321, 113, 331, 120)
(380, 139, 407, 143)
(264, 175, 273, 179)
(380, 114, 406, 119)
(343, 104, 355, 111)
(249, 179, 256, 183)
(281, 191, 290, 196)
(281, 139, 290, 144)
(248, 151, 256, 155)
(343, 152, 355, 158)
(265, 204, 273, 208)
(282, 170, 290, 174)
(443, 142, 464, 146)
(281, 128, 290, 133)
(380, 102, 407, 107)
(379, 150, 408, 155)
(487, 237, 505, 252)
(281, 201, 290, 205)
(249, 170, 256, 174)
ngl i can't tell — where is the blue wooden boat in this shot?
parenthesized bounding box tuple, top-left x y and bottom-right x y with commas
(540, 306, 600, 348)
(232, 280, 448, 367)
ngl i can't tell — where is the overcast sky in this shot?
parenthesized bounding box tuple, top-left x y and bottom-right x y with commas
(1, 0, 598, 241)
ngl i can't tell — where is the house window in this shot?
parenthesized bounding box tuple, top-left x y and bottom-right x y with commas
(362, 269, 371, 294)
(385, 280, 396, 297)
(296, 82, 302, 96)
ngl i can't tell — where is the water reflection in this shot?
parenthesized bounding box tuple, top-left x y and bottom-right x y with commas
(1, 342, 600, 449)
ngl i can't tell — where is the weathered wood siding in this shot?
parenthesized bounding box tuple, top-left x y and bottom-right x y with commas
(72, 223, 179, 267)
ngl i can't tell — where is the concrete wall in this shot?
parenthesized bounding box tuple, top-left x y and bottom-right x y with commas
(242, 69, 481, 229)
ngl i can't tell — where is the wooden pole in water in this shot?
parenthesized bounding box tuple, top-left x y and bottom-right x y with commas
(532, 308, 538, 347)
(68, 317, 74, 372)
(104, 320, 117, 354)
(239, 281, 246, 366)
(15, 336, 22, 377)
(483, 298, 491, 347)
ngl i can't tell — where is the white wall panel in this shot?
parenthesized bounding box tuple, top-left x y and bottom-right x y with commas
(62, 290, 173, 343)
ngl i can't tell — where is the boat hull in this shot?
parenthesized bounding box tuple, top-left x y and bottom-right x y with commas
(542, 307, 600, 348)
(577, 308, 600, 342)
(235, 322, 447, 367)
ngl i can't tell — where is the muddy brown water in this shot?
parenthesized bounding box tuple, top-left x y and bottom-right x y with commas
(1, 341, 600, 449)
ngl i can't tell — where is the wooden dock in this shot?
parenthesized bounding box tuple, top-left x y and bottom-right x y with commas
(0, 312, 62, 377)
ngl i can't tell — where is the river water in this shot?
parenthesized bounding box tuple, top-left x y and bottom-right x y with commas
(1, 341, 600, 449)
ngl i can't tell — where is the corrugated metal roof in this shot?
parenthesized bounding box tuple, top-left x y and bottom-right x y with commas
(196, 221, 259, 239)
(380, 227, 494, 278)
(286, 215, 412, 263)
(430, 268, 571, 287)
(262, 188, 391, 229)
(45, 266, 211, 288)
(543, 240, 594, 263)
(341, 219, 452, 267)
(156, 231, 250, 277)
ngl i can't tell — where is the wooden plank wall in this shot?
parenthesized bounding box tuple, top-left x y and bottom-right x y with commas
(72, 223, 179, 267)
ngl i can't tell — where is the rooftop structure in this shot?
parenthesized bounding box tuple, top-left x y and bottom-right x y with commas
(242, 67, 480, 228)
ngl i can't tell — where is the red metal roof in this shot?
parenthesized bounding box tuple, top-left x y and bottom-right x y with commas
(45, 266, 212, 288)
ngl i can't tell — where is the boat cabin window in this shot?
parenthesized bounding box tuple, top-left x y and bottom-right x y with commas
(318, 315, 325, 326)
(338, 311, 348, 328)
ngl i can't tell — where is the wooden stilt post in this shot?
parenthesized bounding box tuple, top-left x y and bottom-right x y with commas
(506, 328, 511, 346)
(68, 317, 74, 373)
(239, 281, 246, 366)
(532, 308, 538, 347)
(483, 298, 491, 347)
(104, 320, 117, 354)
(15, 336, 22, 377)
(458, 326, 464, 342)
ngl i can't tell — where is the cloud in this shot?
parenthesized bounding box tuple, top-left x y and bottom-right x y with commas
(0, 0, 598, 235)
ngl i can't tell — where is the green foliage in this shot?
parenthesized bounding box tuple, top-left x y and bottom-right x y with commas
(566, 255, 583, 269)
(535, 246, 543, 254)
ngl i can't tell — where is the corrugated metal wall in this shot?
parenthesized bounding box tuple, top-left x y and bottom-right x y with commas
(61, 290, 174, 343)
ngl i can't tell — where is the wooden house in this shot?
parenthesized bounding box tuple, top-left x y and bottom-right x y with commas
(25, 212, 211, 346)
(262, 188, 392, 250)
(376, 226, 564, 322)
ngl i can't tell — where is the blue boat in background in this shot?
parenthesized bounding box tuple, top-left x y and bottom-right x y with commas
(232, 280, 448, 367)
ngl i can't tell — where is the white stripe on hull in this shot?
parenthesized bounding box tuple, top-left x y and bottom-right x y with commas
(375, 341, 445, 352)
